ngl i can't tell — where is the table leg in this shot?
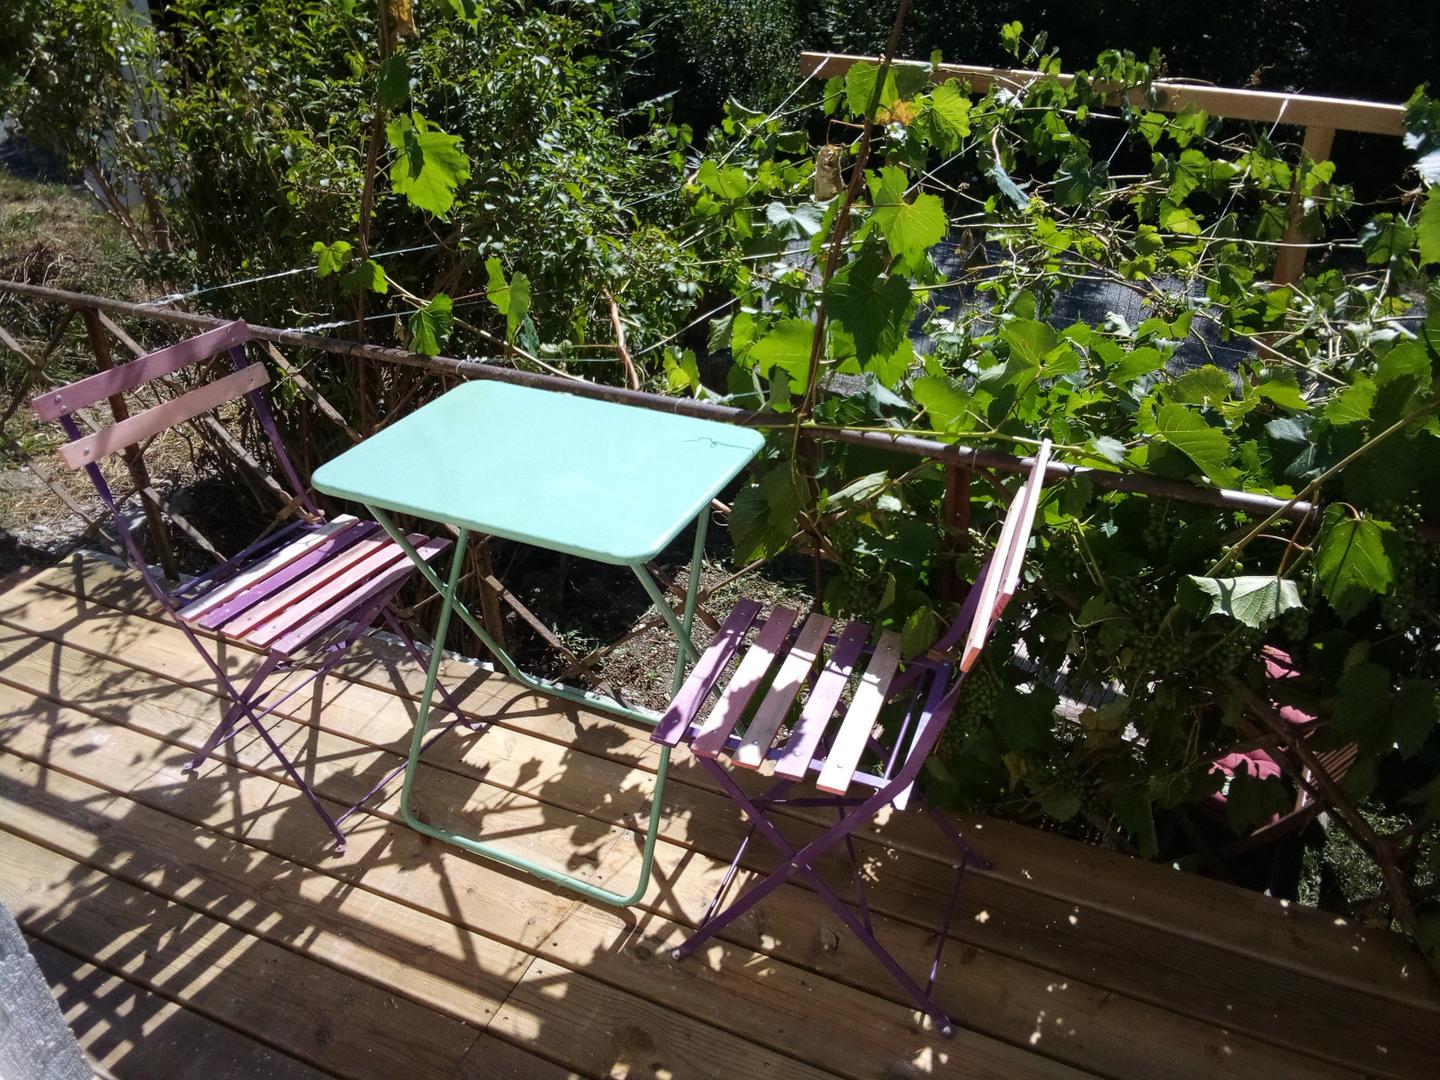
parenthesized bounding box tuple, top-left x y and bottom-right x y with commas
(370, 505, 711, 907)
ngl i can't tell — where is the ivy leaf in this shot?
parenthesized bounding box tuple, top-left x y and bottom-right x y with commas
(1183, 575, 1303, 628)
(312, 239, 353, 277)
(1419, 189, 1440, 267)
(484, 258, 531, 343)
(1358, 213, 1416, 264)
(868, 166, 946, 262)
(1315, 506, 1394, 620)
(750, 319, 816, 384)
(1151, 403, 1236, 485)
(825, 249, 915, 363)
(376, 54, 411, 109)
(387, 113, 471, 218)
(339, 258, 388, 294)
(408, 293, 453, 357)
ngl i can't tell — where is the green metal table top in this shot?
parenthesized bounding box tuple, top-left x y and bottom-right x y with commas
(312, 381, 764, 565)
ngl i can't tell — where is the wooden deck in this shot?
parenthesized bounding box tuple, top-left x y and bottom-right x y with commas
(1, 555, 1437, 1079)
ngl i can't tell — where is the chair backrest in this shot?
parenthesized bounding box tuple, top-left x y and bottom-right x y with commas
(959, 439, 1052, 671)
(33, 321, 267, 471)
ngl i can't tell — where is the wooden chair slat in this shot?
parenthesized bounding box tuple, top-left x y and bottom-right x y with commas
(270, 537, 452, 656)
(238, 534, 429, 649)
(772, 621, 870, 781)
(651, 599, 764, 746)
(59, 364, 269, 470)
(815, 630, 903, 794)
(177, 517, 361, 623)
(197, 521, 381, 632)
(959, 474, 1034, 673)
(32, 321, 253, 421)
(993, 440, 1053, 618)
(732, 613, 833, 769)
(220, 532, 403, 641)
(691, 606, 799, 759)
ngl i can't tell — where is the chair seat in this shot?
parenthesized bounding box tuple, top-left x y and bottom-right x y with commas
(174, 514, 449, 656)
(653, 599, 948, 807)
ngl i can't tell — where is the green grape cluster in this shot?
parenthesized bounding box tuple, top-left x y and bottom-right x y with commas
(956, 674, 999, 728)
(1049, 757, 1103, 815)
(1192, 627, 1261, 682)
(1129, 630, 1185, 676)
(1377, 504, 1438, 632)
(1279, 605, 1310, 642)
(826, 572, 876, 616)
(1048, 535, 1084, 580)
(1141, 501, 1173, 552)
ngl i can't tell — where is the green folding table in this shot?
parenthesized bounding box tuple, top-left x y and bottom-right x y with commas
(312, 380, 764, 905)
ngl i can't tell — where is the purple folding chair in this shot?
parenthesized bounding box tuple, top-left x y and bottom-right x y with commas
(32, 320, 468, 851)
(653, 441, 1053, 1036)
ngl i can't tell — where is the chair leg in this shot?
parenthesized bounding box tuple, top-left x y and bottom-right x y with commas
(674, 759, 960, 1036)
(184, 653, 284, 773)
(379, 606, 477, 730)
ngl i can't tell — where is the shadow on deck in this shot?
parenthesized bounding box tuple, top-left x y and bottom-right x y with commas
(0, 555, 1436, 1079)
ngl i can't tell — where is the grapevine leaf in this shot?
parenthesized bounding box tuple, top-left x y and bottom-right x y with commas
(484, 258, 531, 343)
(1323, 377, 1375, 425)
(868, 166, 946, 261)
(376, 54, 411, 109)
(1391, 679, 1439, 759)
(915, 81, 971, 152)
(1183, 575, 1303, 628)
(1054, 152, 1108, 207)
(1315, 506, 1394, 620)
(824, 249, 915, 362)
(697, 160, 749, 201)
(1336, 661, 1391, 735)
(1039, 785, 1081, 822)
(408, 293, 453, 357)
(339, 258, 387, 294)
(988, 157, 1029, 209)
(387, 113, 471, 217)
(1358, 213, 1416, 264)
(1152, 403, 1236, 485)
(913, 374, 974, 432)
(730, 469, 802, 564)
(826, 471, 889, 509)
(900, 605, 943, 658)
(1255, 372, 1306, 410)
(994, 686, 1057, 752)
(1224, 764, 1292, 833)
(765, 200, 824, 238)
(312, 240, 352, 277)
(1419, 189, 1440, 267)
(998, 318, 1057, 366)
(749, 319, 816, 383)
(1113, 789, 1159, 858)
(1088, 435, 1126, 465)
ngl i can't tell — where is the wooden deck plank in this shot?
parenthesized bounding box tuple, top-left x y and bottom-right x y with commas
(0, 679, 1089, 1079)
(3, 582, 1431, 1070)
(30, 556, 1435, 1020)
(0, 831, 480, 1079)
(0, 758, 535, 1031)
(28, 935, 336, 1080)
(0, 627, 1380, 1078)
